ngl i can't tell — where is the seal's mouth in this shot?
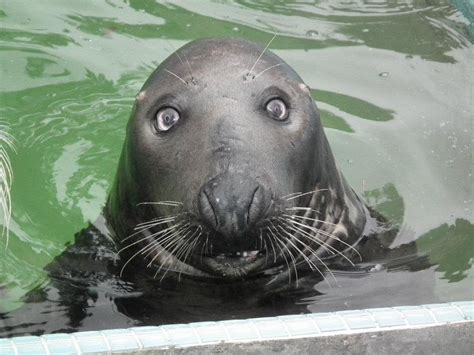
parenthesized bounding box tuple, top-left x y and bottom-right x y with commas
(202, 250, 264, 266)
(190, 248, 271, 279)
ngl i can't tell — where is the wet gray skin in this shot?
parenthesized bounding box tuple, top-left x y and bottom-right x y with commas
(106, 38, 373, 280)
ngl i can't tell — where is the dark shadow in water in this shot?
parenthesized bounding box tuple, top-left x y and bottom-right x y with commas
(25, 57, 71, 79)
(311, 89, 396, 134)
(417, 218, 474, 283)
(0, 29, 74, 48)
(319, 109, 354, 133)
(1, 183, 471, 338)
(364, 183, 405, 227)
(314, 90, 396, 122)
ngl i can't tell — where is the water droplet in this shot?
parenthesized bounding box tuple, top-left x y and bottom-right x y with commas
(305, 30, 319, 37)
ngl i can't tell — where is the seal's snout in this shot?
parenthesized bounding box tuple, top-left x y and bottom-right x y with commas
(198, 176, 269, 237)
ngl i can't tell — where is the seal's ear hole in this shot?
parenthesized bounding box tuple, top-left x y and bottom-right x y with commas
(155, 107, 180, 132)
(265, 98, 288, 121)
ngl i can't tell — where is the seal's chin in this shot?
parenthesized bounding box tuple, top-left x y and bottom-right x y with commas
(142, 240, 272, 279)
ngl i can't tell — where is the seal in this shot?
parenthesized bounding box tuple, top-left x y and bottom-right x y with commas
(105, 38, 382, 282)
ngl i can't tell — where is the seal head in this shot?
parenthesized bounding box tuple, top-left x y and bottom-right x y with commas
(106, 38, 371, 280)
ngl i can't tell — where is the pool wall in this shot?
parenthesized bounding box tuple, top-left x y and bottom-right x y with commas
(1, 301, 472, 354)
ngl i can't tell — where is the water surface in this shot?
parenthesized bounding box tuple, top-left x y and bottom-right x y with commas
(0, 0, 472, 337)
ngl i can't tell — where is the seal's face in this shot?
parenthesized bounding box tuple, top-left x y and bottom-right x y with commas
(107, 39, 367, 280)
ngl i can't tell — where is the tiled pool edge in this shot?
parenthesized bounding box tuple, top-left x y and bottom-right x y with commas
(1, 301, 472, 354)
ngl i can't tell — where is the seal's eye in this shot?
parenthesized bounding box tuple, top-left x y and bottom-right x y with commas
(265, 98, 288, 121)
(155, 107, 180, 132)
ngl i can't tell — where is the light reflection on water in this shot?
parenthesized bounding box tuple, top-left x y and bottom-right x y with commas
(0, 0, 472, 336)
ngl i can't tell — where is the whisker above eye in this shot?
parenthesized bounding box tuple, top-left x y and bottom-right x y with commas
(252, 63, 283, 80)
(247, 33, 277, 78)
(164, 69, 188, 86)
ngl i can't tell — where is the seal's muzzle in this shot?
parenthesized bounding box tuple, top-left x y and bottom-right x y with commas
(198, 174, 270, 251)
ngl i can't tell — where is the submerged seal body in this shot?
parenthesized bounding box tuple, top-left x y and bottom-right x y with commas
(106, 38, 380, 281)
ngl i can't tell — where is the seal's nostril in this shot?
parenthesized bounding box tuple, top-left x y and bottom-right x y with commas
(198, 188, 219, 228)
(247, 185, 263, 227)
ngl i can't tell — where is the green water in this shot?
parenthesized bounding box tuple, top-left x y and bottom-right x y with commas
(1, 0, 472, 316)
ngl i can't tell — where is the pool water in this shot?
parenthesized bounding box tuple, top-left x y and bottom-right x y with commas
(0, 0, 472, 337)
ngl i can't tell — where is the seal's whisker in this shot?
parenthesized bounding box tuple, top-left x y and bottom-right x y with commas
(119, 241, 158, 277)
(284, 189, 328, 201)
(134, 218, 179, 232)
(163, 228, 194, 281)
(279, 217, 337, 255)
(280, 219, 338, 256)
(153, 242, 182, 278)
(164, 69, 188, 86)
(267, 226, 292, 283)
(172, 226, 193, 261)
(174, 227, 202, 281)
(264, 227, 277, 263)
(258, 229, 268, 264)
(199, 235, 207, 264)
(174, 50, 195, 83)
(278, 219, 345, 282)
(286, 207, 321, 215)
(278, 231, 332, 287)
(181, 227, 201, 264)
(155, 236, 190, 279)
(137, 201, 183, 207)
(122, 236, 176, 271)
(247, 33, 277, 77)
(204, 234, 211, 255)
(144, 225, 189, 255)
(275, 223, 335, 284)
(281, 191, 302, 199)
(275, 225, 317, 271)
(134, 216, 178, 231)
(269, 221, 299, 285)
(119, 222, 184, 253)
(271, 227, 299, 286)
(253, 63, 283, 79)
(283, 213, 337, 226)
(146, 237, 181, 269)
(288, 219, 362, 261)
(122, 222, 180, 250)
(271, 221, 320, 285)
(280, 188, 326, 200)
(280, 220, 356, 266)
(120, 230, 166, 255)
(285, 223, 339, 255)
(147, 227, 188, 271)
(0, 126, 14, 247)
(143, 224, 191, 262)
